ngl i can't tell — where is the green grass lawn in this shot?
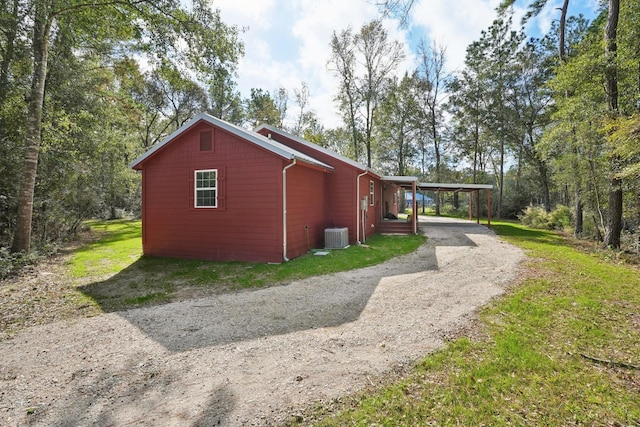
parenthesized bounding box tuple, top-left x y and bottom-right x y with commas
(299, 221, 640, 426)
(70, 220, 425, 312)
(70, 219, 143, 278)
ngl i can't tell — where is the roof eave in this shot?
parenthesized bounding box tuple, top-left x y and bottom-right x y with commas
(256, 124, 374, 175)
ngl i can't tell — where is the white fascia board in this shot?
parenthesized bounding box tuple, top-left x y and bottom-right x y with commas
(418, 183, 494, 190)
(382, 176, 419, 183)
(256, 124, 377, 176)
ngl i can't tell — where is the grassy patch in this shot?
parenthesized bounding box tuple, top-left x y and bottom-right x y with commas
(69, 219, 143, 278)
(70, 220, 425, 312)
(299, 220, 640, 426)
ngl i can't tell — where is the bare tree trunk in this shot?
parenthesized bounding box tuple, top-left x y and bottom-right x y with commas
(604, 0, 619, 114)
(592, 215, 603, 242)
(0, 0, 19, 105)
(473, 103, 479, 184)
(604, 178, 623, 248)
(434, 145, 441, 215)
(498, 137, 504, 218)
(558, 0, 570, 61)
(574, 187, 583, 236)
(603, 0, 622, 249)
(559, 1, 585, 236)
(536, 160, 551, 211)
(11, 1, 51, 253)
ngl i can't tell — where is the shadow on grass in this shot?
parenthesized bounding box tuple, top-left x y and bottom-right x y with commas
(81, 219, 142, 245)
(490, 222, 566, 246)
(77, 218, 485, 352)
(73, 257, 202, 312)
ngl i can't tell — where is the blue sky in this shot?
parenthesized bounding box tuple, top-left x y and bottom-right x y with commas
(215, 0, 599, 128)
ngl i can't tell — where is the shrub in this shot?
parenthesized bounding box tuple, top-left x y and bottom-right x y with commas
(547, 205, 572, 230)
(518, 205, 549, 229)
(519, 204, 572, 231)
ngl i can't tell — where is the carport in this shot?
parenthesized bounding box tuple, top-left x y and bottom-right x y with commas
(380, 179, 494, 234)
(418, 183, 493, 226)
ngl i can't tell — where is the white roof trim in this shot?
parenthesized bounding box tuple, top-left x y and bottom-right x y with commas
(130, 113, 333, 171)
(418, 183, 493, 190)
(382, 176, 419, 183)
(255, 124, 379, 177)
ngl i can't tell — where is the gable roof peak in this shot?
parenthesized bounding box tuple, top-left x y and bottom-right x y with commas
(130, 113, 332, 171)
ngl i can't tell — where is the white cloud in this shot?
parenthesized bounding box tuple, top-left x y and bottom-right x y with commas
(410, 0, 506, 73)
(215, 0, 584, 129)
(214, 0, 276, 31)
(216, 0, 421, 128)
(526, 0, 599, 39)
(531, 0, 561, 36)
(290, 0, 383, 127)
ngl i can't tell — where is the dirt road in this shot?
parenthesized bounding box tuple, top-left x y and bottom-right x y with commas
(0, 216, 523, 426)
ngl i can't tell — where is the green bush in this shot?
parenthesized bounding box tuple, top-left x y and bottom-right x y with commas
(518, 204, 572, 231)
(547, 205, 572, 230)
(518, 205, 548, 229)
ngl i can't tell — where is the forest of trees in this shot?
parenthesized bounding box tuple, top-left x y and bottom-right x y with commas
(1, 0, 638, 260)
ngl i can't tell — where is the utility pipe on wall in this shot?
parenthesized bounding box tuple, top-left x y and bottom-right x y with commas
(282, 159, 297, 262)
(356, 170, 368, 244)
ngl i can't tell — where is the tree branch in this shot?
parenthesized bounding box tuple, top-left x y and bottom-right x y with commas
(52, 0, 148, 18)
(578, 353, 640, 370)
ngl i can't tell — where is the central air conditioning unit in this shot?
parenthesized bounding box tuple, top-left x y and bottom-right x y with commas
(324, 227, 349, 249)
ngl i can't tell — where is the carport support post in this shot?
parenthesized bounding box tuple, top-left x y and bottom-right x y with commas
(487, 189, 491, 227)
(476, 190, 480, 224)
(468, 191, 473, 221)
(412, 180, 417, 234)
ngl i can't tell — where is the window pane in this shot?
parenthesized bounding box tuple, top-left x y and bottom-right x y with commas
(196, 189, 216, 207)
(196, 171, 217, 189)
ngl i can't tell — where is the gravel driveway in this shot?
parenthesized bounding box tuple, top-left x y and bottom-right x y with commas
(0, 216, 524, 426)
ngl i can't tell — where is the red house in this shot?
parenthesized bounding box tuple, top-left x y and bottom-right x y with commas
(131, 113, 415, 263)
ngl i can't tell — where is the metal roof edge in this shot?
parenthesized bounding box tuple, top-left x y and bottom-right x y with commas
(255, 124, 377, 176)
(129, 112, 210, 169)
(382, 176, 419, 182)
(417, 183, 494, 190)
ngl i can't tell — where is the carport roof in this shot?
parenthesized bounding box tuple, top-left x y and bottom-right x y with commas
(382, 176, 418, 183)
(418, 183, 493, 192)
(382, 178, 493, 192)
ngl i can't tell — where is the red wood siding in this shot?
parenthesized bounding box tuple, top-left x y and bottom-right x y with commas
(382, 184, 400, 217)
(140, 122, 284, 263)
(357, 175, 381, 240)
(285, 164, 328, 258)
(257, 129, 383, 243)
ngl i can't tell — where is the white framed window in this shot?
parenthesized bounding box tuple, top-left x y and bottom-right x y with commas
(369, 181, 376, 206)
(195, 169, 217, 208)
(369, 180, 375, 206)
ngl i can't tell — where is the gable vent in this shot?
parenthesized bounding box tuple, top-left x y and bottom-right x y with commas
(200, 131, 212, 151)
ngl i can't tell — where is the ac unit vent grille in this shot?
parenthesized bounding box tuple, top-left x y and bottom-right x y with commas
(325, 227, 349, 249)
